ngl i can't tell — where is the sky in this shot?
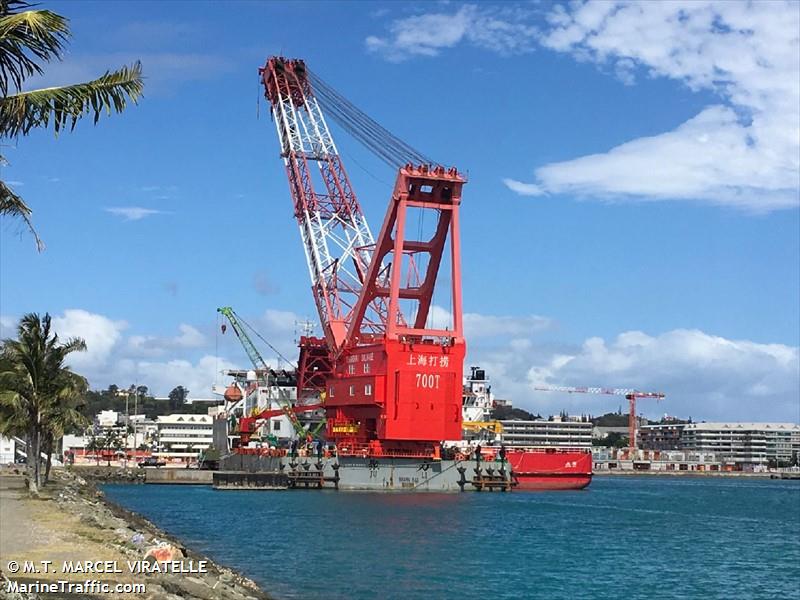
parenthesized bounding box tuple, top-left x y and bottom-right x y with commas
(1, 0, 798, 423)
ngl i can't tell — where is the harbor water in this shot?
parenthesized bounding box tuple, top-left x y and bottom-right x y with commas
(102, 476, 800, 600)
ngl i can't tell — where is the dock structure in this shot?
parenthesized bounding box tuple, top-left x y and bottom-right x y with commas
(144, 469, 213, 485)
(208, 453, 515, 492)
(213, 471, 289, 490)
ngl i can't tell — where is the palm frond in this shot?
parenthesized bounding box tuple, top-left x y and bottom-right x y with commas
(0, 61, 143, 137)
(0, 1, 69, 95)
(0, 178, 44, 250)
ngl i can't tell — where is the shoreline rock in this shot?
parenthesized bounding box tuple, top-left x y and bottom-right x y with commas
(0, 468, 271, 600)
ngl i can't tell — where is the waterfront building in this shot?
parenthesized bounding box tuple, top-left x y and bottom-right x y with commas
(680, 422, 800, 466)
(500, 419, 593, 448)
(593, 426, 630, 440)
(638, 423, 687, 450)
(155, 414, 214, 461)
(0, 435, 15, 464)
(593, 447, 733, 472)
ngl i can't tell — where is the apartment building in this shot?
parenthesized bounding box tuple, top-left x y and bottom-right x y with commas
(680, 422, 799, 465)
(500, 419, 593, 448)
(155, 414, 214, 461)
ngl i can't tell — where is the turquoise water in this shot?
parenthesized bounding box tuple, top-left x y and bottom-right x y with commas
(102, 476, 800, 600)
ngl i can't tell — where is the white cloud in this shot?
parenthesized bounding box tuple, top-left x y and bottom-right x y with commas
(105, 207, 165, 221)
(24, 52, 233, 96)
(370, 2, 800, 211)
(0, 315, 15, 339)
(502, 178, 544, 197)
(51, 309, 127, 369)
(506, 0, 800, 212)
(261, 309, 301, 334)
(127, 324, 207, 357)
(464, 312, 552, 338)
(1, 309, 278, 397)
(424, 305, 553, 337)
(472, 328, 799, 422)
(136, 355, 238, 400)
(366, 4, 537, 61)
(11, 307, 796, 421)
(174, 324, 205, 348)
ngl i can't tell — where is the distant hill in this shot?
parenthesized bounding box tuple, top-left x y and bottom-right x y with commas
(490, 405, 543, 421)
(591, 412, 629, 427)
(79, 388, 217, 421)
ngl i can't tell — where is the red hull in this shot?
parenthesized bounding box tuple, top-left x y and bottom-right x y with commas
(504, 448, 593, 491)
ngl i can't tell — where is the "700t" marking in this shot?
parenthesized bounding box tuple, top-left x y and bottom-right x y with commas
(415, 373, 441, 389)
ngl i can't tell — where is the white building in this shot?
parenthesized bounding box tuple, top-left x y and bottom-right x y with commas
(127, 415, 158, 450)
(96, 410, 121, 428)
(155, 414, 214, 461)
(500, 419, 593, 448)
(0, 436, 15, 464)
(680, 422, 800, 466)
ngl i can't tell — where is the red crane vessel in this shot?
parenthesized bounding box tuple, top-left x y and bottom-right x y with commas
(214, 57, 595, 492)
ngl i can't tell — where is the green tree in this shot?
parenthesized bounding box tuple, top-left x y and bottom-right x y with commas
(0, 313, 86, 493)
(100, 429, 122, 467)
(41, 378, 88, 482)
(168, 386, 189, 410)
(86, 431, 100, 465)
(0, 0, 143, 249)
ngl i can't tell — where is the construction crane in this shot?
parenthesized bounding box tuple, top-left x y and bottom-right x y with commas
(217, 306, 321, 442)
(260, 57, 466, 458)
(535, 385, 665, 450)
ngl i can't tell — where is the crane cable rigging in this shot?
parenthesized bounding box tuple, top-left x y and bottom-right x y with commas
(307, 69, 455, 332)
(307, 69, 437, 169)
(220, 308, 297, 370)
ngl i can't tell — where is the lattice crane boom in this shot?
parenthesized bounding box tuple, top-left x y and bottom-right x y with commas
(260, 58, 385, 355)
(535, 385, 665, 450)
(535, 386, 664, 399)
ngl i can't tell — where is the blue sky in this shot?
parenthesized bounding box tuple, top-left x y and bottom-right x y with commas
(1, 1, 798, 422)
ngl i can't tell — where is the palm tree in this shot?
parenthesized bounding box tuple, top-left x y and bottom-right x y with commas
(101, 429, 122, 467)
(0, 312, 86, 493)
(41, 375, 88, 482)
(0, 0, 143, 250)
(86, 431, 100, 465)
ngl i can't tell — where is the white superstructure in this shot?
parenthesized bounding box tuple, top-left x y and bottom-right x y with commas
(462, 367, 494, 422)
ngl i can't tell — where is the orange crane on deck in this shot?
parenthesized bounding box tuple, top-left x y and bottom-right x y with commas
(534, 386, 666, 450)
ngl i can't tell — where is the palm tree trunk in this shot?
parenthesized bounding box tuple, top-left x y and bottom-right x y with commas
(35, 428, 44, 489)
(26, 427, 39, 494)
(44, 433, 53, 483)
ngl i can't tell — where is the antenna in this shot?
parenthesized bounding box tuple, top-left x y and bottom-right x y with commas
(294, 318, 316, 345)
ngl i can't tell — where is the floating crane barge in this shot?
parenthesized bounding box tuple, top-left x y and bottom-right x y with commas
(214, 57, 592, 491)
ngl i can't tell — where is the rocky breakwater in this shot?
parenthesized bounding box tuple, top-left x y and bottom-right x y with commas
(0, 468, 270, 600)
(72, 465, 146, 483)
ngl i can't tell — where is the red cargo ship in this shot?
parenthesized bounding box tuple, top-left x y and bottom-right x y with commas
(504, 448, 593, 490)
